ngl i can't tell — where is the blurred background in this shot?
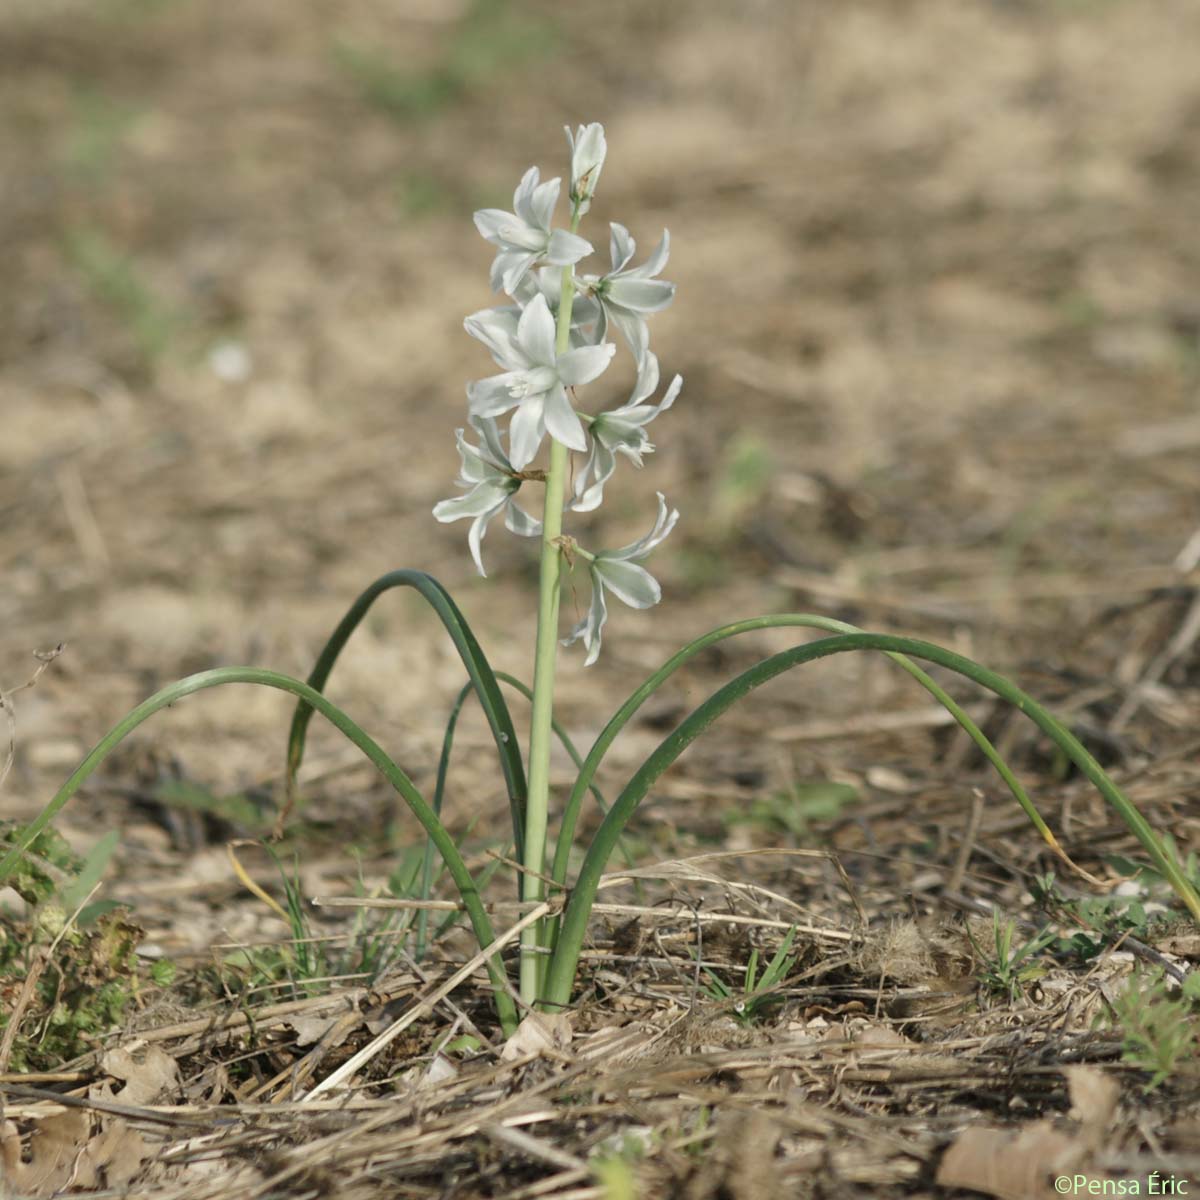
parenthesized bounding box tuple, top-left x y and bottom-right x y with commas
(3, 0, 1198, 853)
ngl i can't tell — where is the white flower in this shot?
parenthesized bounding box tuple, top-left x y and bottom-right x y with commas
(566, 122, 606, 215)
(465, 293, 615, 470)
(580, 223, 675, 365)
(474, 167, 593, 296)
(571, 352, 682, 513)
(562, 493, 679, 666)
(433, 417, 541, 576)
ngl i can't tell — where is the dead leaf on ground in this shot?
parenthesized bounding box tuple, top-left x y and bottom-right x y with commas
(288, 1012, 357, 1048)
(499, 1012, 573, 1062)
(685, 1109, 782, 1200)
(98, 1044, 181, 1105)
(0, 1109, 150, 1196)
(936, 1121, 1086, 1200)
(1066, 1065, 1120, 1151)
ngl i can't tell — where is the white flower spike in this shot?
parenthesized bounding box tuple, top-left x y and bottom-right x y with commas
(571, 352, 682, 513)
(433, 417, 541, 576)
(474, 167, 593, 296)
(580, 223, 675, 365)
(562, 493, 679, 666)
(465, 292, 615, 470)
(566, 123, 606, 215)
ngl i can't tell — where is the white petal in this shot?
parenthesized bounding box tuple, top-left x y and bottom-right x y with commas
(606, 308, 649, 366)
(557, 342, 615, 387)
(594, 558, 662, 609)
(569, 441, 616, 513)
(659, 372, 683, 411)
(464, 306, 522, 368)
(569, 291, 602, 331)
(508, 397, 546, 469)
(545, 229, 593, 266)
(512, 166, 541, 225)
(604, 277, 675, 314)
(562, 567, 608, 667)
(528, 176, 562, 233)
(593, 414, 648, 454)
(616, 372, 682, 427)
(628, 352, 660, 406)
(473, 208, 514, 245)
(607, 492, 679, 561)
(608, 223, 635, 273)
(517, 293, 558, 367)
(467, 505, 506, 577)
(570, 439, 600, 507)
(505, 500, 542, 538)
(494, 222, 547, 253)
(533, 265, 562, 305)
(468, 373, 523, 418)
(542, 385, 587, 453)
(433, 481, 511, 524)
(471, 415, 513, 471)
(451, 427, 491, 485)
(499, 250, 543, 296)
(625, 228, 670, 279)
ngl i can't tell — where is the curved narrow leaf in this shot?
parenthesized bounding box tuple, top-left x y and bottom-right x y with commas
(283, 570, 526, 853)
(550, 615, 1059, 891)
(0, 666, 518, 1035)
(542, 633, 1200, 1009)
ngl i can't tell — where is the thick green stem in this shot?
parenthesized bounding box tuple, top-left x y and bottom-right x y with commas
(521, 229, 581, 1007)
(522, 439, 567, 1003)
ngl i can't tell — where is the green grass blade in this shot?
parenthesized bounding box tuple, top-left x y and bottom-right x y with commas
(543, 633, 1200, 1009)
(283, 570, 526, 854)
(0, 666, 518, 1035)
(550, 614, 1057, 892)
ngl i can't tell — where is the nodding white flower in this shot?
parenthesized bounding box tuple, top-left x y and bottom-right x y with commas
(571, 352, 682, 513)
(566, 122, 606, 215)
(562, 493, 679, 666)
(580, 223, 675, 365)
(433, 417, 541, 577)
(474, 167, 593, 296)
(465, 292, 615, 470)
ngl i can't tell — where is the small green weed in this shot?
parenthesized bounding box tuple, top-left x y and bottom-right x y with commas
(65, 226, 178, 364)
(712, 432, 773, 532)
(62, 88, 141, 179)
(699, 927, 797, 1025)
(1030, 872, 1153, 961)
(155, 778, 274, 837)
(1105, 968, 1200, 1091)
(967, 911, 1057, 1004)
(591, 1126, 657, 1200)
(335, 0, 556, 125)
(723, 780, 857, 840)
(1108, 833, 1200, 896)
(0, 821, 164, 1070)
(217, 842, 449, 1003)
